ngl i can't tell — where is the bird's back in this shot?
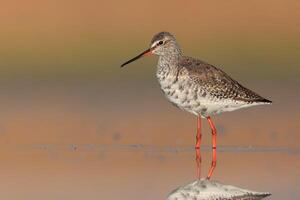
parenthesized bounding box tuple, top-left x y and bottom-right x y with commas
(178, 56, 271, 104)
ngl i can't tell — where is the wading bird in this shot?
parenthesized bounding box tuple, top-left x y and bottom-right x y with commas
(121, 32, 271, 179)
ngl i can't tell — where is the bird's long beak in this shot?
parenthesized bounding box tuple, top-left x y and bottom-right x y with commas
(121, 48, 153, 67)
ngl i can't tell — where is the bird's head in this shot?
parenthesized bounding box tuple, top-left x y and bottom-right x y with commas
(150, 32, 181, 56)
(121, 31, 181, 67)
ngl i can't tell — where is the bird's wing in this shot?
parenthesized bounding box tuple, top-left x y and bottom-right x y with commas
(179, 57, 271, 103)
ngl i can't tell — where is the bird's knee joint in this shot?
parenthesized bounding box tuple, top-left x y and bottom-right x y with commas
(211, 161, 217, 167)
(196, 135, 202, 140)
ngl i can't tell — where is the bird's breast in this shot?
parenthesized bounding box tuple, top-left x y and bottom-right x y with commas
(156, 71, 209, 116)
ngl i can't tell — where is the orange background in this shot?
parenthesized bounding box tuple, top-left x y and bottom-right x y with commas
(0, 0, 299, 199)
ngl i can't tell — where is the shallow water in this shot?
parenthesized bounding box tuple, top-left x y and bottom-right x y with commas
(0, 81, 298, 199)
(0, 143, 298, 199)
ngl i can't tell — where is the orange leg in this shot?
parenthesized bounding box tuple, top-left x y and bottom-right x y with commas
(195, 146, 201, 180)
(206, 116, 217, 179)
(195, 116, 201, 149)
(195, 116, 202, 179)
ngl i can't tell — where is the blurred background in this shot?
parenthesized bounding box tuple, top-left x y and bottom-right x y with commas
(0, 0, 299, 199)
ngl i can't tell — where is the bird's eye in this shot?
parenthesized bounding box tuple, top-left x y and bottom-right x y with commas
(158, 40, 164, 45)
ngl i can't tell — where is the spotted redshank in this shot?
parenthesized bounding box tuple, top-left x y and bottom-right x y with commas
(121, 32, 272, 179)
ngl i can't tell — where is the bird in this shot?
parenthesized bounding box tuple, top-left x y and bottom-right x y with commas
(121, 32, 272, 179)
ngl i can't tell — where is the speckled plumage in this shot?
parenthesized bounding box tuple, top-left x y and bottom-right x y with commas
(121, 31, 271, 117)
(152, 32, 271, 117)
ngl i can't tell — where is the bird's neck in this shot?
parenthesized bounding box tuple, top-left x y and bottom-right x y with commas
(157, 54, 181, 78)
(158, 54, 181, 67)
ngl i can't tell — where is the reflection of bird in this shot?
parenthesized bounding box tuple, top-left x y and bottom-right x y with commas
(121, 32, 272, 179)
(167, 179, 271, 200)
